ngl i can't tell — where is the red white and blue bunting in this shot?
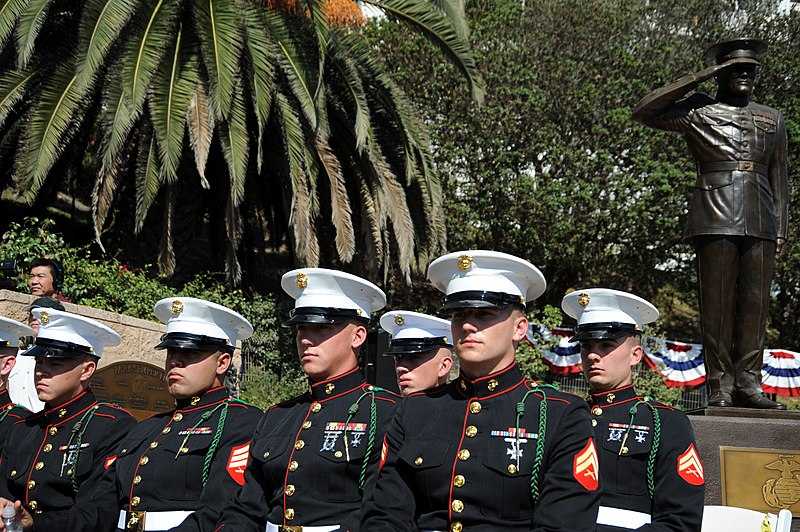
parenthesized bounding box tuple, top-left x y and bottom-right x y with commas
(526, 323, 800, 396)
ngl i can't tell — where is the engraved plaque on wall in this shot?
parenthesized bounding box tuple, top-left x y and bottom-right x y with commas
(91, 361, 173, 421)
(720, 446, 800, 517)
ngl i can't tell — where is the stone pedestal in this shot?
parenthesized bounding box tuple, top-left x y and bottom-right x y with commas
(689, 407, 800, 531)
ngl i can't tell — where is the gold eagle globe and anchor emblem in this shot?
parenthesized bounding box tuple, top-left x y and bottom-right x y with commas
(762, 455, 800, 509)
(296, 273, 308, 289)
(457, 254, 473, 271)
(171, 300, 184, 315)
(578, 292, 591, 307)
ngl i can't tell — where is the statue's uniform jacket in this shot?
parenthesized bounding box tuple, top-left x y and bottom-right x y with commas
(642, 93, 788, 242)
(214, 367, 400, 531)
(0, 389, 136, 516)
(589, 385, 705, 532)
(361, 362, 601, 532)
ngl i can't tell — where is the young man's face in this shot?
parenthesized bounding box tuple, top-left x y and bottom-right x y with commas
(580, 335, 642, 392)
(295, 321, 365, 382)
(29, 266, 56, 297)
(34, 356, 95, 406)
(394, 347, 452, 396)
(450, 307, 527, 378)
(165, 348, 230, 400)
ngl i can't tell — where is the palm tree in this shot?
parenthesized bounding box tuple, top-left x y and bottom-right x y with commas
(0, 0, 483, 285)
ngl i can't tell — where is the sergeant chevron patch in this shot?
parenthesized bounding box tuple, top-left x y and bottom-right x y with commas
(227, 442, 250, 485)
(677, 443, 704, 486)
(573, 438, 599, 490)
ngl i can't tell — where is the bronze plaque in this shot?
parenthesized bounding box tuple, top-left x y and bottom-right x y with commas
(90, 361, 173, 421)
(720, 446, 800, 517)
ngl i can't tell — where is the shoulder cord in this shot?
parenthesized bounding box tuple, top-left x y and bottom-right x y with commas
(343, 386, 383, 494)
(66, 404, 103, 493)
(621, 397, 662, 500)
(515, 383, 559, 503)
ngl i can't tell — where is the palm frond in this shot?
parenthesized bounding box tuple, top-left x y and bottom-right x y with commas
(92, 150, 126, 247)
(241, 4, 275, 173)
(315, 135, 354, 262)
(218, 82, 248, 205)
(120, 0, 179, 114)
(158, 183, 176, 275)
(358, 176, 383, 275)
(150, 23, 198, 182)
(16, 66, 87, 200)
(326, 33, 369, 152)
(0, 0, 29, 53)
(0, 69, 32, 129)
(192, 0, 244, 120)
(98, 68, 142, 177)
(134, 125, 162, 233)
(223, 190, 242, 285)
(362, 0, 484, 103)
(76, 0, 138, 89)
(15, 0, 54, 68)
(429, 0, 468, 39)
(304, 0, 328, 101)
(186, 84, 214, 186)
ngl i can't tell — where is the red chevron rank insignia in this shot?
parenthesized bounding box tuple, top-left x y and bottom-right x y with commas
(104, 455, 117, 469)
(573, 438, 599, 490)
(227, 442, 250, 485)
(677, 443, 704, 485)
(379, 436, 388, 472)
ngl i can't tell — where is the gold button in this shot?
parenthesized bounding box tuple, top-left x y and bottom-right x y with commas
(48, 427, 58, 436)
(10, 470, 16, 476)
(27, 480, 36, 490)
(149, 441, 158, 449)
(295, 440, 305, 450)
(469, 402, 481, 414)
(453, 475, 465, 487)
(67, 469, 73, 476)
(459, 380, 467, 390)
(162, 427, 171, 434)
(191, 396, 200, 405)
(121, 449, 127, 454)
(452, 499, 464, 513)
(289, 461, 298, 472)
(28, 501, 37, 511)
(43, 444, 52, 453)
(34, 462, 44, 471)
(487, 379, 499, 391)
(285, 484, 295, 496)
(451, 522, 463, 532)
(621, 446, 629, 455)
(414, 457, 423, 466)
(285, 508, 295, 520)
(34, 510, 41, 515)
(458, 449, 470, 461)
(179, 447, 189, 454)
(592, 406, 602, 416)
(302, 421, 312, 429)
(58, 408, 67, 418)
(507, 464, 518, 474)
(133, 475, 141, 485)
(132, 496, 140, 507)
(174, 413, 183, 422)
(592, 419, 597, 427)
(334, 451, 343, 458)
(465, 425, 477, 438)
(263, 452, 270, 459)
(311, 402, 321, 413)
(139, 456, 149, 466)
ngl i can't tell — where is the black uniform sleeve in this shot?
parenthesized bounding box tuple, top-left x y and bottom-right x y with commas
(640, 411, 704, 532)
(532, 398, 601, 532)
(172, 405, 262, 532)
(31, 409, 137, 532)
(358, 401, 414, 531)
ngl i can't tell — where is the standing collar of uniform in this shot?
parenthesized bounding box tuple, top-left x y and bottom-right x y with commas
(455, 362, 524, 398)
(174, 385, 231, 410)
(589, 383, 638, 406)
(43, 388, 96, 423)
(0, 388, 11, 409)
(308, 366, 365, 401)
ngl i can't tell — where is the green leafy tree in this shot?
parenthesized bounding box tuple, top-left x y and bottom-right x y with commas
(0, 0, 483, 286)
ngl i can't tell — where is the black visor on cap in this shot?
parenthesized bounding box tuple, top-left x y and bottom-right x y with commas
(383, 337, 453, 356)
(23, 337, 95, 359)
(439, 290, 526, 312)
(570, 322, 641, 343)
(282, 307, 369, 327)
(155, 332, 232, 352)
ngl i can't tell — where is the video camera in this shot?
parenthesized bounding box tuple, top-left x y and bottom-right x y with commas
(0, 259, 18, 290)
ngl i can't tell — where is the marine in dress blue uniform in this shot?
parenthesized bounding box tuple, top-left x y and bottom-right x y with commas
(214, 269, 400, 532)
(379, 311, 453, 396)
(362, 251, 601, 531)
(563, 288, 705, 531)
(0, 317, 35, 449)
(0, 309, 136, 526)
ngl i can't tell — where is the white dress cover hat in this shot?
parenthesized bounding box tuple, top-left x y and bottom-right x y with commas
(0, 316, 34, 348)
(561, 288, 659, 341)
(153, 297, 253, 351)
(23, 308, 120, 358)
(379, 311, 453, 356)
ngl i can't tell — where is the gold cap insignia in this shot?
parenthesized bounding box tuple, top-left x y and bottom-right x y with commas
(356, 309, 364, 316)
(634, 324, 640, 331)
(39, 311, 49, 324)
(457, 254, 473, 271)
(296, 273, 308, 289)
(578, 292, 590, 307)
(171, 300, 184, 315)
(519, 295, 525, 305)
(394, 315, 405, 326)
